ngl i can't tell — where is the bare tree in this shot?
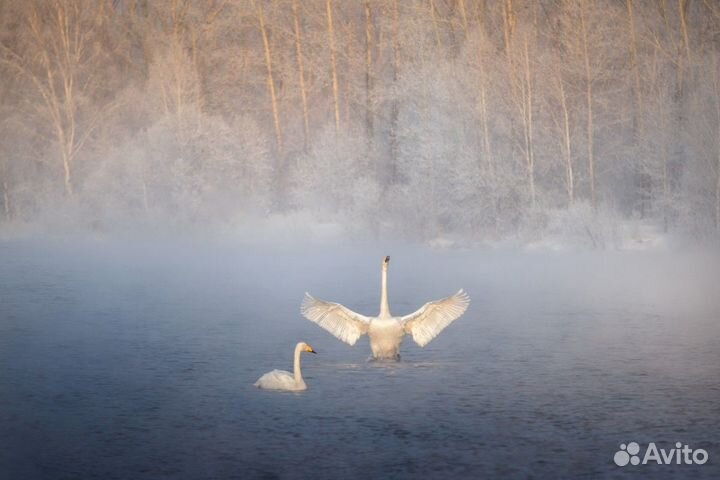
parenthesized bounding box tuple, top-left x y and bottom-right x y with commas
(1, 0, 118, 196)
(553, 72, 575, 205)
(522, 33, 536, 209)
(626, 0, 644, 133)
(579, 3, 596, 209)
(292, 0, 310, 151)
(326, 0, 341, 133)
(0, 0, 717, 238)
(365, 1, 374, 142)
(253, 0, 283, 153)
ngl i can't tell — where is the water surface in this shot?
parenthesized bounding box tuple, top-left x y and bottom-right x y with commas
(1, 239, 718, 478)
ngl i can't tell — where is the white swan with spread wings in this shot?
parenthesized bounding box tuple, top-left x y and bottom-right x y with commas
(301, 256, 470, 359)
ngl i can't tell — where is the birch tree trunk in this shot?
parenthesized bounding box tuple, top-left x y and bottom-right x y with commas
(580, 6, 596, 209)
(326, 0, 340, 133)
(254, 0, 283, 153)
(292, 0, 310, 152)
(457, 0, 468, 34)
(503, 0, 515, 89)
(558, 73, 574, 204)
(626, 0, 643, 132)
(6, 1, 114, 197)
(365, 1, 374, 142)
(678, 0, 691, 67)
(36, 3, 76, 196)
(714, 55, 720, 232)
(657, 93, 671, 232)
(477, 55, 499, 235)
(388, 0, 400, 183)
(478, 75, 493, 179)
(502, 0, 518, 174)
(2, 177, 9, 221)
(523, 35, 535, 209)
(190, 26, 204, 114)
(429, 0, 441, 47)
(343, 21, 352, 128)
(716, 137, 720, 233)
(663, 145, 669, 232)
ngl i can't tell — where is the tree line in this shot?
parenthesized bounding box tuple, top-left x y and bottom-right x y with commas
(0, 0, 719, 241)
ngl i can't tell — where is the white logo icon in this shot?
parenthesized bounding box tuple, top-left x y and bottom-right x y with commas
(614, 442, 641, 466)
(614, 442, 709, 466)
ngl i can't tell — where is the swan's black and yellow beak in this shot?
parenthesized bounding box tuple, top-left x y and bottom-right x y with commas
(306, 345, 317, 354)
(384, 256, 390, 264)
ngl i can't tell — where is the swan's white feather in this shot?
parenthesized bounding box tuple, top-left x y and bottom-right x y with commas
(300, 293, 370, 346)
(254, 342, 314, 391)
(254, 369, 302, 390)
(401, 289, 470, 347)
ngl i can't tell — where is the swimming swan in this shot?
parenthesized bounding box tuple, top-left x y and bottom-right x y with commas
(301, 256, 470, 359)
(254, 342, 316, 391)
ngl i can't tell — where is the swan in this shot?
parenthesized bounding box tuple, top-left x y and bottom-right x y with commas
(301, 256, 470, 359)
(254, 342, 316, 391)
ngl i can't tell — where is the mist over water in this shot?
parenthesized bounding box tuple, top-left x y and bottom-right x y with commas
(1, 238, 718, 479)
(3, 0, 720, 477)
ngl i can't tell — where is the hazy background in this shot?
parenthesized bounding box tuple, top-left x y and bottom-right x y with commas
(0, 0, 719, 245)
(1, 3, 720, 476)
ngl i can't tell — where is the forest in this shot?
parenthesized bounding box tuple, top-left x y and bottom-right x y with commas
(0, 0, 719, 245)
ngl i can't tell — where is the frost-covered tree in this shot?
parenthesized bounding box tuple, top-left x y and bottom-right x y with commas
(0, 0, 718, 241)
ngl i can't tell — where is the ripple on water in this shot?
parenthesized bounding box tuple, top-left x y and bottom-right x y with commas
(1, 244, 719, 479)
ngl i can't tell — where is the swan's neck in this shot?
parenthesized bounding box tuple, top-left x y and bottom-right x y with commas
(293, 343, 305, 387)
(380, 266, 391, 317)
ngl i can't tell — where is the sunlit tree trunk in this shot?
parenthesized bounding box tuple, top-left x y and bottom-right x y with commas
(714, 55, 720, 232)
(502, 0, 517, 170)
(477, 51, 499, 235)
(457, 0, 468, 34)
(388, 0, 400, 183)
(678, 0, 691, 67)
(254, 0, 283, 153)
(657, 95, 671, 232)
(478, 77, 493, 179)
(663, 147, 670, 232)
(12, 1, 110, 197)
(190, 26, 204, 114)
(523, 35, 535, 209)
(1, 176, 9, 221)
(558, 73, 574, 205)
(627, 0, 649, 216)
(343, 21, 353, 128)
(61, 142, 73, 196)
(137, 147, 150, 213)
(292, 0, 310, 152)
(429, 0, 441, 47)
(502, 0, 515, 89)
(651, 49, 672, 233)
(580, 6, 596, 209)
(25, 0, 116, 198)
(626, 0, 643, 132)
(717, 137, 720, 233)
(326, 0, 340, 133)
(365, 1, 374, 142)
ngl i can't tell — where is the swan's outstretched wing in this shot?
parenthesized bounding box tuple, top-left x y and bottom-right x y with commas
(401, 289, 470, 347)
(301, 293, 371, 346)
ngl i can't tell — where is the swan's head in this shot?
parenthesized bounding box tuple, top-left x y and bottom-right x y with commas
(383, 256, 390, 270)
(301, 342, 317, 354)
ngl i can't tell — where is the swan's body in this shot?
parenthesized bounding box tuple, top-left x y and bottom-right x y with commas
(254, 342, 316, 391)
(301, 256, 469, 359)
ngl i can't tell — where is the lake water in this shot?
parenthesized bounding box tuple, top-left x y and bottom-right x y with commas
(1, 238, 718, 479)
